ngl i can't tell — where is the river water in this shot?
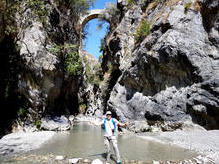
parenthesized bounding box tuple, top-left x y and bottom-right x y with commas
(1, 122, 198, 163)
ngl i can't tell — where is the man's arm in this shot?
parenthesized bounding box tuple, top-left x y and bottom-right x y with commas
(117, 121, 129, 127)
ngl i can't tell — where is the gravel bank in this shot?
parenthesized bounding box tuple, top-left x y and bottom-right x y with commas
(0, 131, 56, 156)
(139, 130, 219, 163)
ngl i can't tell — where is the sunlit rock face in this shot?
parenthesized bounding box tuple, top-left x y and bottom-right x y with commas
(0, 1, 83, 133)
(18, 21, 60, 112)
(15, 3, 82, 117)
(100, 0, 219, 130)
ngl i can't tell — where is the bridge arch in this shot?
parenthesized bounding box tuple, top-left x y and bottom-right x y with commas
(79, 9, 105, 30)
(79, 9, 109, 51)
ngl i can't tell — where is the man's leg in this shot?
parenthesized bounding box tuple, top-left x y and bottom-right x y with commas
(111, 137, 121, 163)
(104, 136, 111, 162)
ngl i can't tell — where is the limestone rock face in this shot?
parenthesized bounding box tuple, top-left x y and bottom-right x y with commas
(17, 21, 61, 114)
(16, 1, 83, 117)
(79, 50, 103, 117)
(103, 0, 219, 129)
(19, 22, 59, 74)
(0, 0, 82, 133)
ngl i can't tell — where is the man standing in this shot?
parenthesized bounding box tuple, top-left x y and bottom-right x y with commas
(90, 111, 128, 164)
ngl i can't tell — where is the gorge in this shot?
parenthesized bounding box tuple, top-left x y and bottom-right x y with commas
(0, 0, 218, 163)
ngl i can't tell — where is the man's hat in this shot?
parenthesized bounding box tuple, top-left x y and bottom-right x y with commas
(106, 111, 112, 115)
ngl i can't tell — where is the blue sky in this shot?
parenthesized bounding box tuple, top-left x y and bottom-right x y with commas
(82, 0, 117, 59)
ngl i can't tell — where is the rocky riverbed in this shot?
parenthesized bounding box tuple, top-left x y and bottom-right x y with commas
(139, 130, 219, 163)
(0, 116, 218, 163)
(1, 154, 215, 164)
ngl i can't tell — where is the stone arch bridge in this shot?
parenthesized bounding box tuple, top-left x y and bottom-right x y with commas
(79, 9, 105, 30)
(78, 9, 106, 49)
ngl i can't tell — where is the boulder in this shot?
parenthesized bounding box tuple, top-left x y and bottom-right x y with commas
(91, 159, 103, 164)
(55, 155, 65, 160)
(128, 121, 150, 133)
(41, 116, 71, 131)
(83, 159, 91, 163)
(69, 158, 82, 164)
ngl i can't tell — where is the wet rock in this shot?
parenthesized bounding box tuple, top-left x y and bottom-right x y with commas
(69, 158, 82, 164)
(91, 159, 103, 164)
(128, 121, 151, 133)
(69, 115, 75, 124)
(83, 159, 91, 163)
(152, 161, 159, 164)
(41, 116, 71, 131)
(55, 155, 65, 160)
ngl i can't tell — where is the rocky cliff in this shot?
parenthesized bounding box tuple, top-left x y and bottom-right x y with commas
(96, 0, 219, 131)
(0, 0, 87, 134)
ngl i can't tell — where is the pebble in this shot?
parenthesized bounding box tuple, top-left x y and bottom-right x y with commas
(55, 155, 65, 160)
(83, 159, 91, 163)
(91, 159, 103, 164)
(152, 161, 159, 164)
(69, 158, 82, 163)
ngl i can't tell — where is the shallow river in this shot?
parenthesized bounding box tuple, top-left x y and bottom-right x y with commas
(2, 122, 198, 163)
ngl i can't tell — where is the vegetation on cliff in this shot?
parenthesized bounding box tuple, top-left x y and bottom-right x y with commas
(0, 0, 96, 134)
(134, 20, 151, 43)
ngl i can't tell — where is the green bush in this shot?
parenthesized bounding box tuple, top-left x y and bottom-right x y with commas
(185, 2, 192, 13)
(98, 55, 103, 63)
(65, 50, 82, 76)
(147, 127, 153, 132)
(26, 0, 49, 25)
(1, 0, 20, 36)
(79, 103, 86, 113)
(85, 64, 102, 86)
(18, 107, 27, 118)
(134, 20, 151, 43)
(35, 120, 41, 129)
(107, 63, 113, 73)
(127, 0, 135, 6)
(48, 43, 62, 55)
(85, 64, 93, 83)
(83, 56, 103, 86)
(1, 0, 95, 36)
(1, 0, 49, 36)
(99, 38, 107, 53)
(93, 63, 102, 86)
(48, 43, 83, 76)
